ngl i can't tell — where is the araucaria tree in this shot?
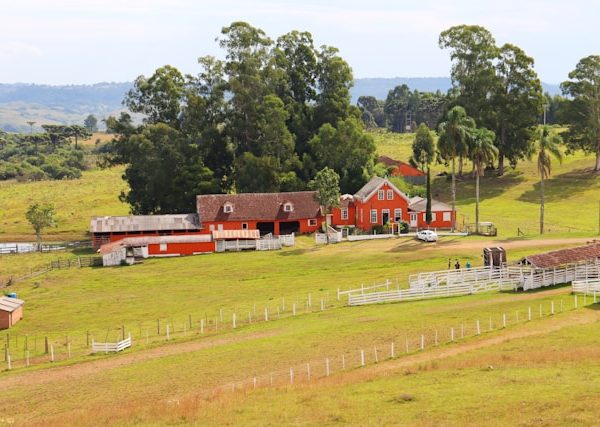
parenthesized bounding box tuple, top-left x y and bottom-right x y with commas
(437, 106, 475, 230)
(25, 203, 56, 249)
(108, 22, 375, 213)
(469, 128, 498, 233)
(534, 126, 563, 234)
(412, 123, 435, 224)
(560, 55, 600, 171)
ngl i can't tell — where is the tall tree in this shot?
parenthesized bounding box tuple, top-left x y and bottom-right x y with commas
(25, 203, 56, 250)
(469, 127, 498, 233)
(309, 167, 341, 240)
(412, 123, 435, 224)
(26, 121, 36, 133)
(560, 55, 600, 171)
(41, 125, 69, 151)
(534, 126, 564, 234)
(439, 25, 499, 130)
(437, 106, 475, 231)
(84, 114, 98, 132)
(66, 125, 92, 149)
(493, 44, 543, 174)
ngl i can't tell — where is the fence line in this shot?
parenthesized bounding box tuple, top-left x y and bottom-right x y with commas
(0, 256, 103, 288)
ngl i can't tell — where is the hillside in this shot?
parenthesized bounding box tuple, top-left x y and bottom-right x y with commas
(0, 79, 562, 131)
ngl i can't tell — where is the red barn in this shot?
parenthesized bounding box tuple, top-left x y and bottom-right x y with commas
(378, 155, 426, 185)
(196, 191, 324, 236)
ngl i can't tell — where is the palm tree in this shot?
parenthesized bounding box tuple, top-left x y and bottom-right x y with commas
(469, 128, 498, 234)
(535, 126, 563, 234)
(437, 106, 475, 231)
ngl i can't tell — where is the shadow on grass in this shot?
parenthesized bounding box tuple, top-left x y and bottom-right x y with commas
(499, 283, 572, 294)
(431, 170, 526, 205)
(518, 167, 600, 203)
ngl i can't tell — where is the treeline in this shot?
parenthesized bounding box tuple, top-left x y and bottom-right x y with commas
(105, 22, 377, 214)
(0, 125, 92, 181)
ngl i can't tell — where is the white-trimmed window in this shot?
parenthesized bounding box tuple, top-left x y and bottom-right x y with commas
(217, 224, 223, 231)
(159, 243, 167, 252)
(242, 223, 248, 230)
(387, 189, 393, 200)
(394, 208, 402, 222)
(377, 190, 384, 200)
(341, 208, 348, 220)
(443, 212, 451, 222)
(209, 224, 215, 231)
(308, 219, 317, 226)
(223, 203, 233, 213)
(370, 209, 378, 224)
(432, 212, 436, 221)
(283, 202, 294, 212)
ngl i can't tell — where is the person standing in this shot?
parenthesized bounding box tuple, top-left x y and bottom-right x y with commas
(454, 259, 460, 270)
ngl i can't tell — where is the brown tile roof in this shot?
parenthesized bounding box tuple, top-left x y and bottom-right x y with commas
(91, 214, 200, 233)
(522, 243, 600, 269)
(197, 192, 323, 223)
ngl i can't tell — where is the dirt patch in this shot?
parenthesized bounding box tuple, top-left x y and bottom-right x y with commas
(0, 329, 280, 389)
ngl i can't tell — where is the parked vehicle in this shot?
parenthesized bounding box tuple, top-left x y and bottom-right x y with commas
(416, 230, 438, 242)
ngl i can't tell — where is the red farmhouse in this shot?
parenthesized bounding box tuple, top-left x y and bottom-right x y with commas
(378, 155, 426, 185)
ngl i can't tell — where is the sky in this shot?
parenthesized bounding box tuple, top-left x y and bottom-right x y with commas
(0, 0, 598, 85)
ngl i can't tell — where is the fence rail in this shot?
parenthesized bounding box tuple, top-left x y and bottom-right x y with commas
(91, 334, 132, 354)
(1, 256, 103, 288)
(572, 279, 600, 295)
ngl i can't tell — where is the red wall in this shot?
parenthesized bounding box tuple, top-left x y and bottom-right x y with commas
(330, 202, 356, 227)
(412, 210, 455, 229)
(148, 241, 215, 256)
(353, 184, 410, 230)
(393, 163, 425, 177)
(201, 218, 324, 235)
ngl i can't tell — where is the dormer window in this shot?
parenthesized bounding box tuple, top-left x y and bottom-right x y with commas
(283, 202, 294, 212)
(377, 190, 384, 200)
(223, 203, 233, 213)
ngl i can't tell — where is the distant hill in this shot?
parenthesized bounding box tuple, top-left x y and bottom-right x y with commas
(0, 79, 562, 132)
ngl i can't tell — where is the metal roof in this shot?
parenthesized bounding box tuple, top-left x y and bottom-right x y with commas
(521, 243, 600, 269)
(353, 176, 410, 203)
(91, 214, 200, 233)
(0, 296, 24, 313)
(408, 197, 452, 212)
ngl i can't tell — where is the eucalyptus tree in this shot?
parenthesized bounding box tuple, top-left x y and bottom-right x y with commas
(560, 55, 600, 171)
(437, 106, 475, 230)
(533, 126, 563, 234)
(469, 128, 498, 233)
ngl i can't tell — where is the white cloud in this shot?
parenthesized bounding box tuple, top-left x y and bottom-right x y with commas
(0, 42, 42, 59)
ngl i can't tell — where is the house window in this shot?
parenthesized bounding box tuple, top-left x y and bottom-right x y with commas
(242, 223, 248, 230)
(209, 224, 215, 231)
(443, 212, 451, 222)
(283, 203, 293, 212)
(159, 243, 167, 252)
(377, 190, 384, 200)
(423, 213, 427, 221)
(223, 203, 233, 213)
(308, 219, 317, 227)
(370, 209, 377, 224)
(394, 208, 402, 222)
(217, 224, 223, 231)
(432, 212, 436, 221)
(341, 208, 348, 220)
(387, 190, 393, 200)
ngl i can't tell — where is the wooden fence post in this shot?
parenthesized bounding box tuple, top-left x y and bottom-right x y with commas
(450, 327, 454, 342)
(551, 301, 555, 315)
(292, 303, 296, 316)
(374, 347, 378, 363)
(435, 330, 438, 346)
(264, 307, 269, 322)
(342, 354, 346, 370)
(420, 335, 425, 350)
(290, 367, 294, 385)
(189, 314, 192, 330)
(6, 353, 10, 370)
(166, 325, 170, 341)
(253, 377, 257, 389)
(360, 349, 365, 366)
(337, 288, 340, 301)
(67, 342, 71, 358)
(320, 299, 324, 311)
(219, 308, 223, 322)
(461, 323, 464, 339)
(200, 319, 205, 334)
(44, 336, 49, 354)
(528, 306, 532, 321)
(157, 319, 160, 335)
(50, 345, 54, 362)
(502, 313, 506, 328)
(86, 331, 90, 348)
(390, 342, 395, 358)
(232, 313, 237, 329)
(326, 358, 330, 376)
(308, 293, 312, 308)
(476, 320, 481, 335)
(405, 337, 409, 353)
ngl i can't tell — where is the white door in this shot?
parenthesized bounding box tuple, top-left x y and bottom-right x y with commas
(410, 213, 418, 227)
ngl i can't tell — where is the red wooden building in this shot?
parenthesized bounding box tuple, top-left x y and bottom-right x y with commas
(378, 155, 426, 185)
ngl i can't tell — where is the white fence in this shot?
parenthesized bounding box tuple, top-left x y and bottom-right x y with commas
(347, 234, 395, 242)
(216, 234, 294, 252)
(91, 334, 132, 354)
(315, 232, 343, 244)
(572, 279, 600, 295)
(523, 262, 600, 291)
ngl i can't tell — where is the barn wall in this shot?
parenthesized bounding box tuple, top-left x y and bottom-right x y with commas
(0, 311, 9, 329)
(201, 219, 322, 235)
(147, 241, 215, 256)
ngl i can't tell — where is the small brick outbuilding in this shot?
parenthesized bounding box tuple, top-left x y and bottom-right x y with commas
(0, 296, 24, 329)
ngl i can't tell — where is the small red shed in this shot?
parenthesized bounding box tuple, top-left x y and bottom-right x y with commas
(0, 296, 24, 329)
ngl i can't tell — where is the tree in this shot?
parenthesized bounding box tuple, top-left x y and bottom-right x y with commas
(437, 106, 475, 230)
(41, 125, 70, 151)
(412, 123, 435, 224)
(560, 55, 600, 171)
(533, 126, 563, 234)
(309, 167, 341, 240)
(26, 121, 36, 134)
(469, 127, 498, 233)
(66, 125, 92, 149)
(493, 44, 543, 174)
(84, 115, 98, 132)
(25, 203, 56, 249)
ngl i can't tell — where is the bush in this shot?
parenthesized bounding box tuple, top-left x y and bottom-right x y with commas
(399, 221, 409, 234)
(370, 224, 384, 234)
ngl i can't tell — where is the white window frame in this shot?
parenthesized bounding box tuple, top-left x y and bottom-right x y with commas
(242, 223, 248, 230)
(377, 190, 384, 200)
(432, 212, 436, 221)
(443, 212, 451, 222)
(341, 208, 348, 220)
(394, 208, 402, 222)
(283, 203, 293, 212)
(209, 224, 215, 231)
(223, 203, 233, 213)
(387, 189, 393, 200)
(370, 209, 378, 224)
(217, 224, 223, 231)
(159, 243, 167, 252)
(308, 219, 317, 226)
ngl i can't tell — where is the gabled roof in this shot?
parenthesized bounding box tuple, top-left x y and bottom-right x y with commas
(99, 235, 212, 255)
(408, 197, 452, 212)
(197, 191, 323, 223)
(91, 214, 200, 233)
(520, 243, 600, 269)
(354, 176, 410, 203)
(0, 296, 24, 313)
(378, 155, 426, 177)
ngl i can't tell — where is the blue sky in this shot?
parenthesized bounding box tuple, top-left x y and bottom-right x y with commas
(1, 0, 597, 85)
